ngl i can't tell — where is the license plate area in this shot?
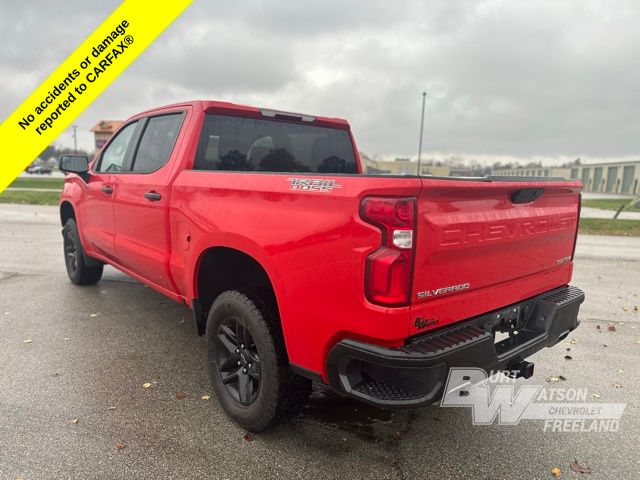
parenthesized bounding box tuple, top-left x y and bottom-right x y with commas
(483, 305, 524, 344)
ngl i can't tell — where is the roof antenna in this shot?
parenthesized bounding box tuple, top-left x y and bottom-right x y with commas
(417, 91, 426, 176)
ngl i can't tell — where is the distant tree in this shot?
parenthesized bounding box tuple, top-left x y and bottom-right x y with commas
(560, 158, 582, 168)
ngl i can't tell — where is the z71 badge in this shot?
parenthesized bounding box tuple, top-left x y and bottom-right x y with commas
(288, 178, 342, 192)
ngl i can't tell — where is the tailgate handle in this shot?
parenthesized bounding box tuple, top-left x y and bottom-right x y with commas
(511, 188, 545, 204)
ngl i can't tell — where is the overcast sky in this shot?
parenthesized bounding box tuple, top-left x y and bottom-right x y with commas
(1, 0, 639, 164)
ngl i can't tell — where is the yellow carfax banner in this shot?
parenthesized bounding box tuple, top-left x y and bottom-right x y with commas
(0, 0, 192, 192)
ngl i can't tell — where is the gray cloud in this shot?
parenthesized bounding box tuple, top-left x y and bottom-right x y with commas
(1, 0, 638, 161)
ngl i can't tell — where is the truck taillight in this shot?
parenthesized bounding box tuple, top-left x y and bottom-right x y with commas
(360, 197, 416, 306)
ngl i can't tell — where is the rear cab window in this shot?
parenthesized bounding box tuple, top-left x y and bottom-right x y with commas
(193, 114, 357, 174)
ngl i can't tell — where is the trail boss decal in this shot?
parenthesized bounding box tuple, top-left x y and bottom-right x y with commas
(417, 282, 470, 299)
(288, 178, 342, 192)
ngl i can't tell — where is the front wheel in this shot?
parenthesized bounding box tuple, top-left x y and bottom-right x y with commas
(62, 218, 103, 285)
(206, 290, 311, 431)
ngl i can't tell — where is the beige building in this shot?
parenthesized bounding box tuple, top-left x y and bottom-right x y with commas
(568, 160, 640, 195)
(491, 161, 640, 195)
(363, 158, 474, 177)
(491, 166, 572, 179)
(91, 120, 124, 151)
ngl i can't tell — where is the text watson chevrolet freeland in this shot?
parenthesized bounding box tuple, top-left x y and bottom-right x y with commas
(58, 100, 585, 431)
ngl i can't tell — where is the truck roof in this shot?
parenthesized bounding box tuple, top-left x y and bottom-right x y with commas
(130, 100, 351, 129)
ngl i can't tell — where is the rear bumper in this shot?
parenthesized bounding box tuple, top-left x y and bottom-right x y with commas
(326, 285, 584, 407)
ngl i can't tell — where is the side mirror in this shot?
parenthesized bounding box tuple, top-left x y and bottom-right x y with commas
(59, 155, 89, 181)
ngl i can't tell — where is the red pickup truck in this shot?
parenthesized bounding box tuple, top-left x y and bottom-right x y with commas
(59, 100, 584, 431)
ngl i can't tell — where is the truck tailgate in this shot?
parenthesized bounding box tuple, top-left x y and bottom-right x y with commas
(409, 178, 581, 336)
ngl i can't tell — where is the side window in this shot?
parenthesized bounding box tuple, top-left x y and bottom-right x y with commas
(131, 113, 185, 173)
(96, 121, 138, 173)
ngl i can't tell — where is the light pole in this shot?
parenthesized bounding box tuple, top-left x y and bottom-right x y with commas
(72, 125, 78, 153)
(417, 92, 426, 175)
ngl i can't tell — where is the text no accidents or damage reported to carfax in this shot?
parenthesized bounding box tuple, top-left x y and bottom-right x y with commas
(17, 20, 133, 136)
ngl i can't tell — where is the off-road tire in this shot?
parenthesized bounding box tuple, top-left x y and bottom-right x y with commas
(62, 218, 103, 285)
(206, 289, 311, 431)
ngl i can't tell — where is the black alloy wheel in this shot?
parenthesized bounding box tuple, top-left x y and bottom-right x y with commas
(216, 318, 262, 406)
(63, 227, 78, 275)
(205, 290, 311, 431)
(62, 218, 103, 285)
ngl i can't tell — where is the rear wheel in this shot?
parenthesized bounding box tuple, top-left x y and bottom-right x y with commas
(62, 219, 103, 285)
(206, 290, 311, 431)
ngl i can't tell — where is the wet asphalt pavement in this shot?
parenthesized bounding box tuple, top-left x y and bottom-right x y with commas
(1, 204, 639, 479)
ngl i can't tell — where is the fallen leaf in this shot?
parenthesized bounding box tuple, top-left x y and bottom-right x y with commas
(559, 375, 567, 381)
(592, 393, 601, 399)
(115, 442, 126, 450)
(612, 383, 622, 389)
(570, 459, 592, 474)
(201, 395, 211, 401)
(564, 355, 572, 360)
(596, 325, 601, 330)
(243, 433, 254, 442)
(603, 344, 608, 347)
(69, 418, 79, 424)
(551, 466, 561, 477)
(23, 339, 32, 344)
(546, 377, 560, 383)
(143, 383, 152, 389)
(607, 324, 616, 332)
(176, 391, 188, 400)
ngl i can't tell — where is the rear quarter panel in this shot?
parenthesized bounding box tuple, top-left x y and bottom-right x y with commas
(169, 172, 422, 376)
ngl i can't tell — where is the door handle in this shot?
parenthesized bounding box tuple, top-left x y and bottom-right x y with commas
(144, 191, 162, 202)
(101, 186, 113, 194)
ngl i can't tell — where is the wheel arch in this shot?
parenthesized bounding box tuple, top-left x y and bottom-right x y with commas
(60, 200, 76, 226)
(193, 246, 281, 336)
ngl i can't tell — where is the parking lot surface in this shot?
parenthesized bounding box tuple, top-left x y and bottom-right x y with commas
(1, 204, 639, 479)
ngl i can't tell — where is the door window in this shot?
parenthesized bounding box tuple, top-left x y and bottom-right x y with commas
(131, 113, 185, 173)
(96, 121, 138, 173)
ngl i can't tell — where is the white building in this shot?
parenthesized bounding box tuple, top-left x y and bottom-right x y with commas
(491, 160, 640, 195)
(569, 160, 640, 195)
